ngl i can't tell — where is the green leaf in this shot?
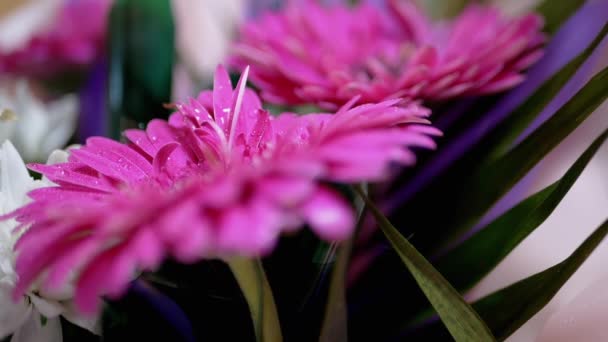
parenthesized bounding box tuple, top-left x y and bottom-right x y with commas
(417, 0, 469, 19)
(40, 314, 48, 326)
(319, 188, 366, 342)
(444, 63, 608, 245)
(228, 258, 283, 342)
(107, 0, 175, 139)
(476, 219, 608, 340)
(410, 218, 608, 341)
(484, 22, 608, 161)
(386, 23, 608, 257)
(536, 0, 586, 35)
(436, 127, 608, 292)
(296, 241, 336, 310)
(356, 186, 496, 342)
(318, 240, 352, 342)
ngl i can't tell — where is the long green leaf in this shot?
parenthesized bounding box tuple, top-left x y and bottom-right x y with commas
(387, 24, 608, 256)
(107, 0, 127, 139)
(228, 258, 283, 342)
(536, 0, 586, 35)
(476, 219, 608, 340)
(318, 240, 352, 342)
(356, 186, 496, 342)
(319, 187, 367, 342)
(445, 64, 608, 244)
(410, 218, 608, 341)
(485, 22, 608, 160)
(436, 128, 608, 292)
(107, 0, 175, 139)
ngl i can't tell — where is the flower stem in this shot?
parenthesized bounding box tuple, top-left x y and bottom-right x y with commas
(228, 257, 282, 342)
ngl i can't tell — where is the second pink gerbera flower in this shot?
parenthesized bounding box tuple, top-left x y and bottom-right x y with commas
(230, 0, 544, 109)
(9, 65, 439, 314)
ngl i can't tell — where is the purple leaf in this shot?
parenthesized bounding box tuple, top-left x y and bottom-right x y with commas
(78, 57, 108, 141)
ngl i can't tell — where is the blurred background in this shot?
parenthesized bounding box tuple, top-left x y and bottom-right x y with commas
(0, 1, 606, 341)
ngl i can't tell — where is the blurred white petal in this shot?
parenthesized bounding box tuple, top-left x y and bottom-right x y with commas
(0, 140, 32, 213)
(40, 94, 78, 159)
(62, 302, 101, 335)
(172, 0, 245, 82)
(0, 140, 97, 337)
(0, 284, 31, 339)
(29, 295, 64, 319)
(0, 79, 78, 162)
(0, 0, 62, 53)
(10, 313, 62, 342)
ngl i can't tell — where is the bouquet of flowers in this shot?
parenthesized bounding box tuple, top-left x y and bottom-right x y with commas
(0, 0, 607, 341)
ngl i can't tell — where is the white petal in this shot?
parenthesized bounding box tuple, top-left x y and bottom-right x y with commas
(10, 312, 62, 342)
(12, 81, 48, 162)
(0, 80, 21, 145)
(40, 149, 71, 186)
(29, 295, 65, 318)
(45, 149, 70, 165)
(0, 0, 62, 53)
(38, 282, 74, 302)
(0, 116, 17, 144)
(0, 80, 78, 162)
(0, 140, 32, 212)
(172, 0, 245, 79)
(40, 94, 78, 160)
(0, 284, 31, 339)
(62, 302, 101, 335)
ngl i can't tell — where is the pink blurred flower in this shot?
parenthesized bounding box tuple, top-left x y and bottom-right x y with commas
(7, 65, 439, 314)
(231, 1, 411, 109)
(0, 0, 112, 77)
(230, 0, 544, 109)
(389, 0, 545, 100)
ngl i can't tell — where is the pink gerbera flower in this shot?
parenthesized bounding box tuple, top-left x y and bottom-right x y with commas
(8, 66, 439, 314)
(0, 0, 112, 77)
(230, 0, 544, 108)
(389, 0, 545, 100)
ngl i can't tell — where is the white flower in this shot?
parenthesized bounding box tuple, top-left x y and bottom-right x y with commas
(171, 0, 245, 100)
(0, 79, 78, 162)
(0, 140, 98, 342)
